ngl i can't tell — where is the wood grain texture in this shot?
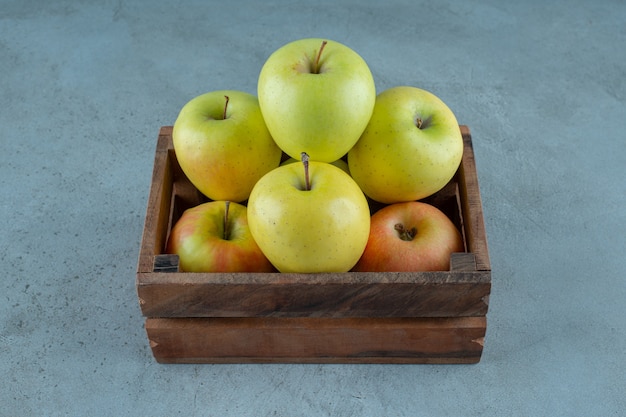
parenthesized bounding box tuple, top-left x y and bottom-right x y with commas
(138, 266, 489, 318)
(136, 126, 173, 275)
(145, 316, 486, 364)
(458, 126, 491, 271)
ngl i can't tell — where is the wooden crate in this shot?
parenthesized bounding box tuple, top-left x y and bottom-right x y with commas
(137, 125, 491, 364)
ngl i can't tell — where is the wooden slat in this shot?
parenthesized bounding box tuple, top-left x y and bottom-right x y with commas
(458, 126, 491, 271)
(145, 316, 486, 364)
(138, 267, 489, 318)
(137, 126, 174, 274)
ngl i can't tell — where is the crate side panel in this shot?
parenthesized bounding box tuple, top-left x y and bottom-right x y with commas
(145, 316, 486, 364)
(137, 127, 175, 274)
(138, 273, 490, 318)
(458, 126, 491, 271)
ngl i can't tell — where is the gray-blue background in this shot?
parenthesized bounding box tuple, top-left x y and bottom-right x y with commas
(1, 1, 624, 415)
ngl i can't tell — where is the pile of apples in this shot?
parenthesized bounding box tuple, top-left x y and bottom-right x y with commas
(166, 38, 465, 274)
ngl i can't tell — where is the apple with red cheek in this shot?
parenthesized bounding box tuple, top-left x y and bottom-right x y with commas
(172, 90, 282, 202)
(166, 201, 275, 273)
(352, 201, 464, 272)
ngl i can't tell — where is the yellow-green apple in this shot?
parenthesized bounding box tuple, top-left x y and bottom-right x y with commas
(247, 154, 370, 273)
(281, 156, 350, 175)
(352, 201, 464, 272)
(172, 90, 282, 202)
(257, 38, 376, 162)
(166, 201, 275, 273)
(348, 86, 463, 203)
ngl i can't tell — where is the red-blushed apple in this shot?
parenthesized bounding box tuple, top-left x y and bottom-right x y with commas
(352, 201, 464, 272)
(172, 90, 282, 202)
(166, 201, 275, 273)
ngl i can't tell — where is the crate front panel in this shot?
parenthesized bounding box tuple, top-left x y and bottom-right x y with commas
(145, 316, 486, 364)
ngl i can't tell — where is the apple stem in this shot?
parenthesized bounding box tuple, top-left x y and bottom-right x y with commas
(301, 152, 311, 191)
(395, 223, 417, 241)
(223, 201, 231, 240)
(223, 95, 230, 120)
(415, 115, 431, 129)
(313, 40, 328, 74)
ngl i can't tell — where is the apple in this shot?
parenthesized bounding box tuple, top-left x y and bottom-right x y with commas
(348, 86, 464, 203)
(257, 38, 376, 162)
(352, 201, 464, 272)
(247, 153, 370, 273)
(166, 200, 275, 273)
(172, 90, 282, 202)
(281, 156, 350, 175)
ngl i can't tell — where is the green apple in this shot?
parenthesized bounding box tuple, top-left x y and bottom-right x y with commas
(166, 201, 275, 273)
(348, 86, 464, 203)
(172, 90, 282, 202)
(352, 201, 464, 272)
(247, 154, 370, 273)
(257, 38, 376, 162)
(281, 156, 350, 175)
